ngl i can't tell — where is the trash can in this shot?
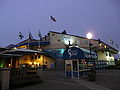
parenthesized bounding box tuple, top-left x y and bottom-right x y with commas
(0, 68, 10, 90)
(37, 67, 43, 82)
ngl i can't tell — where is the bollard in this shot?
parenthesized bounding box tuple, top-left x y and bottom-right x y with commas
(37, 67, 43, 82)
(0, 68, 10, 90)
(88, 69, 96, 81)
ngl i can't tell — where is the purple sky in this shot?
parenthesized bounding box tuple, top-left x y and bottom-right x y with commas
(0, 0, 120, 49)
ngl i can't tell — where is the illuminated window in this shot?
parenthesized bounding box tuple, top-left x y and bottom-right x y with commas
(106, 52, 108, 56)
(63, 37, 73, 45)
(104, 46, 107, 48)
(99, 43, 102, 46)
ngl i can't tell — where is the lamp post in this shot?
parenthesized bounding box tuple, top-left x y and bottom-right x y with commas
(86, 32, 94, 69)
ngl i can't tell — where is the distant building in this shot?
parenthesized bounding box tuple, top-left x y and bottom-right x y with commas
(3, 31, 119, 69)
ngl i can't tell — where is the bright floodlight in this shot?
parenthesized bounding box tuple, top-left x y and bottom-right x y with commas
(87, 32, 93, 39)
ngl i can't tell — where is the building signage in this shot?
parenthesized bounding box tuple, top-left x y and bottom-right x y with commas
(63, 47, 84, 60)
(63, 47, 97, 60)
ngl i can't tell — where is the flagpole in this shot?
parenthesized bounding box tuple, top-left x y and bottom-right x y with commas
(18, 31, 24, 49)
(49, 13, 52, 31)
(37, 37, 40, 50)
(28, 39, 29, 49)
(39, 38, 40, 50)
(18, 32, 20, 49)
(38, 31, 40, 50)
(28, 30, 33, 49)
(28, 30, 30, 49)
(38, 30, 42, 51)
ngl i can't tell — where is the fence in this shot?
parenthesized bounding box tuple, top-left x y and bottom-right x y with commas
(10, 68, 42, 89)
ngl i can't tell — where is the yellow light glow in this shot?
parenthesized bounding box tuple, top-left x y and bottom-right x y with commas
(8, 64, 11, 66)
(104, 46, 107, 48)
(86, 32, 93, 39)
(35, 53, 37, 55)
(34, 62, 36, 65)
(29, 62, 32, 65)
(64, 38, 73, 45)
(99, 43, 102, 46)
(13, 47, 17, 50)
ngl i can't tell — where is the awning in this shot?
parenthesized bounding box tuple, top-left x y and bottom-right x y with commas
(43, 49, 64, 59)
(0, 49, 42, 55)
(0, 54, 22, 57)
(63, 47, 97, 60)
(17, 41, 50, 46)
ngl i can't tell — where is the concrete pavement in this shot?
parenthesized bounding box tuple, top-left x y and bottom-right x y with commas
(13, 70, 120, 90)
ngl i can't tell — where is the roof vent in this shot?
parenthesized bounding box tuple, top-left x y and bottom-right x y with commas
(62, 30, 67, 34)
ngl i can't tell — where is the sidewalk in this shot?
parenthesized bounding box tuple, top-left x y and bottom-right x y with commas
(13, 71, 90, 90)
(13, 79, 90, 90)
(72, 78, 111, 90)
(94, 70, 120, 90)
(72, 70, 120, 90)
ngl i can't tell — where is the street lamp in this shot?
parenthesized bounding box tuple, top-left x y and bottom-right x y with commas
(87, 32, 93, 39)
(86, 32, 94, 69)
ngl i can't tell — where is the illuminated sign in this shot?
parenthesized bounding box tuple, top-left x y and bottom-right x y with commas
(68, 49, 78, 58)
(63, 47, 97, 60)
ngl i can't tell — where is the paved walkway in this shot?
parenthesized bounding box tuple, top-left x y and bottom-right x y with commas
(73, 79, 111, 90)
(13, 70, 120, 90)
(94, 70, 120, 90)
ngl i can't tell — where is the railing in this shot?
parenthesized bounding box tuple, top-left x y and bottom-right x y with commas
(10, 68, 41, 89)
(10, 68, 37, 79)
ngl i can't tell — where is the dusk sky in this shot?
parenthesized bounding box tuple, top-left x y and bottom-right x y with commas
(0, 0, 120, 49)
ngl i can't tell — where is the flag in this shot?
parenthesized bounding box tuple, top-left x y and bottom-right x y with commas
(107, 37, 111, 43)
(111, 40, 114, 46)
(38, 30, 42, 40)
(19, 32, 24, 39)
(50, 15, 56, 22)
(115, 43, 119, 49)
(29, 31, 33, 40)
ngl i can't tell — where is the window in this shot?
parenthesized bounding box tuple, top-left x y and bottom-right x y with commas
(45, 61, 47, 64)
(24, 58, 27, 60)
(106, 52, 108, 56)
(47, 33, 50, 36)
(102, 51, 104, 53)
(109, 53, 111, 57)
(52, 34, 55, 36)
(58, 39, 60, 41)
(30, 56, 34, 60)
(35, 55, 37, 59)
(38, 55, 41, 58)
